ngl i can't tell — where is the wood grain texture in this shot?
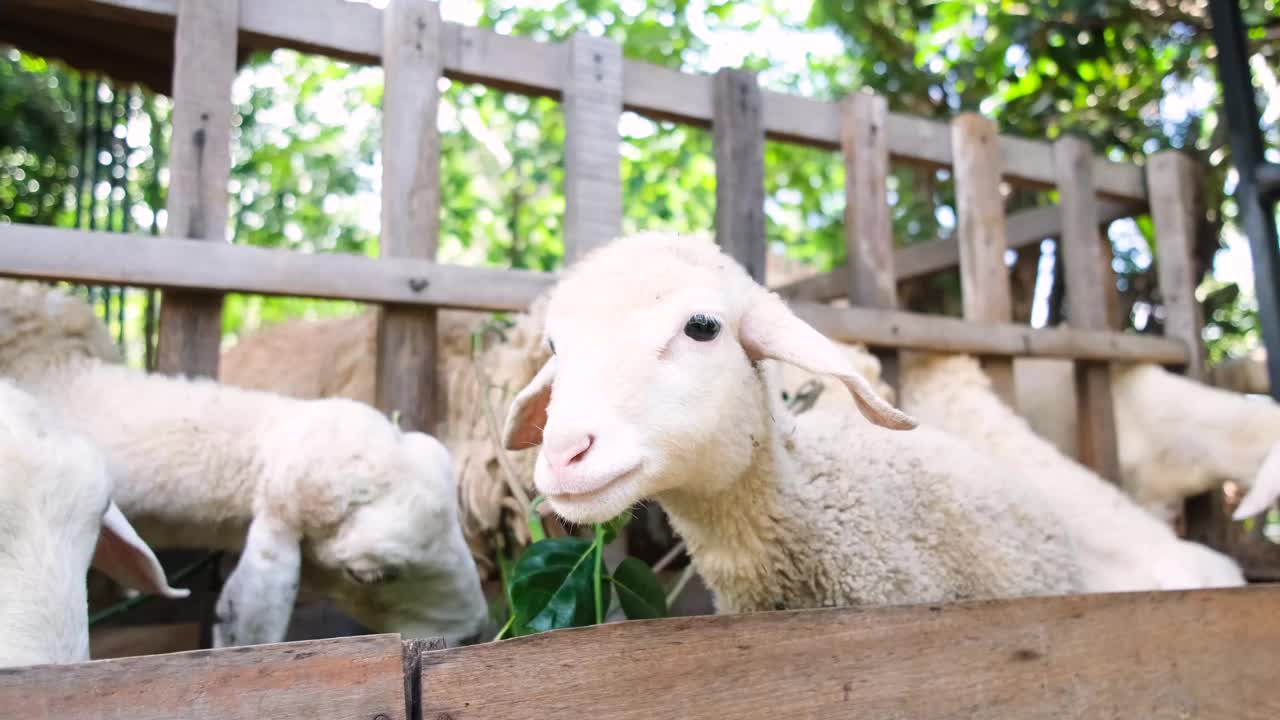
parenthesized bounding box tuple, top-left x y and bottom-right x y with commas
(839, 91, 900, 393)
(775, 199, 1137, 300)
(562, 33, 623, 264)
(1147, 151, 1207, 380)
(376, 0, 444, 436)
(0, 224, 1189, 364)
(419, 587, 1280, 719)
(154, 0, 237, 378)
(0, 634, 408, 720)
(952, 112, 1016, 405)
(840, 92, 897, 308)
(712, 67, 766, 282)
(62, 0, 1146, 200)
(1054, 134, 1122, 483)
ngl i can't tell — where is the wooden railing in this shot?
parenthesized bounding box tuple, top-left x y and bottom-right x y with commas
(0, 1, 1257, 563)
(3, 586, 1278, 718)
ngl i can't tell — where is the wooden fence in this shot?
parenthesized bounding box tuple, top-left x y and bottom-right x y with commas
(4, 586, 1279, 718)
(0, 0, 1275, 625)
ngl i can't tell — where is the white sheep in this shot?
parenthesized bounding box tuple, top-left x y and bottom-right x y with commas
(500, 232, 1086, 613)
(0, 378, 187, 668)
(218, 302, 552, 580)
(0, 279, 491, 649)
(893, 351, 1245, 590)
(1110, 361, 1280, 523)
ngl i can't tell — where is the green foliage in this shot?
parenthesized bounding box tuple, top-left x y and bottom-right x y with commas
(498, 497, 669, 639)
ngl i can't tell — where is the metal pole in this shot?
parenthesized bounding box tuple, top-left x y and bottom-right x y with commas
(1207, 0, 1280, 400)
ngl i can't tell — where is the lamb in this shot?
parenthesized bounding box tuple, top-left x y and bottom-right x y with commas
(0, 279, 490, 648)
(500, 231, 1086, 613)
(1110, 361, 1280, 523)
(218, 302, 552, 580)
(0, 378, 187, 668)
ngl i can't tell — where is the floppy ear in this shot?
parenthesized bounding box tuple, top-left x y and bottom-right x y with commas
(502, 355, 557, 450)
(1233, 441, 1280, 520)
(739, 291, 917, 431)
(93, 502, 190, 599)
(211, 513, 301, 648)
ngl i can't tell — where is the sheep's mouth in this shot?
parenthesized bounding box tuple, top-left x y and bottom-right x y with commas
(544, 464, 641, 504)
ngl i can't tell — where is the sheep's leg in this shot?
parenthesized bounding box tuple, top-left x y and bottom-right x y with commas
(210, 514, 301, 648)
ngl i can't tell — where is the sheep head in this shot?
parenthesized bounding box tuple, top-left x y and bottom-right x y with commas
(501, 232, 916, 525)
(214, 398, 489, 648)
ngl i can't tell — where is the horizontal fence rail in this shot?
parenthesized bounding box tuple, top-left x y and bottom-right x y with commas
(2, 587, 1278, 719)
(15, 0, 1147, 201)
(0, 224, 1189, 364)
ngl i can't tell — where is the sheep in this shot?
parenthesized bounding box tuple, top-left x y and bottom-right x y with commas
(0, 378, 187, 668)
(0, 279, 491, 649)
(892, 352, 1245, 590)
(500, 231, 1086, 614)
(1110, 361, 1280, 523)
(218, 302, 552, 580)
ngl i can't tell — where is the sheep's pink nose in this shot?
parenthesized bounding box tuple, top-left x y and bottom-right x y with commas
(545, 433, 594, 472)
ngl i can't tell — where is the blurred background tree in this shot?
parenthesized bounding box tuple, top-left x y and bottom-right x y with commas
(1, 0, 1277, 365)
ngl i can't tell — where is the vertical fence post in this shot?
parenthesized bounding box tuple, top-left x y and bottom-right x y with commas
(1148, 150, 1226, 543)
(713, 68, 765, 282)
(1054, 135, 1123, 483)
(562, 33, 623, 264)
(951, 112, 1015, 406)
(375, 0, 443, 436)
(840, 91, 900, 392)
(155, 0, 237, 378)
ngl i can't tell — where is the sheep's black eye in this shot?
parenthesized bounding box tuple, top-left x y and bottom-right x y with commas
(547, 338, 556, 355)
(684, 313, 721, 342)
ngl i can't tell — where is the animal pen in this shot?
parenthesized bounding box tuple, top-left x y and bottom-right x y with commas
(0, 0, 1278, 717)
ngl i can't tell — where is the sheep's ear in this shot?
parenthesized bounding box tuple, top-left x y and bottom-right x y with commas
(211, 513, 301, 647)
(1234, 441, 1280, 520)
(502, 355, 557, 450)
(93, 502, 191, 599)
(739, 291, 917, 431)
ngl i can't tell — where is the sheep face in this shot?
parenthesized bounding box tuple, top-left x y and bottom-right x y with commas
(217, 401, 488, 648)
(501, 233, 915, 525)
(306, 431, 490, 646)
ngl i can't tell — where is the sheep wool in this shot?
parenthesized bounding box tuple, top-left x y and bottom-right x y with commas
(0, 280, 490, 649)
(895, 351, 1245, 591)
(501, 231, 1084, 614)
(0, 378, 185, 668)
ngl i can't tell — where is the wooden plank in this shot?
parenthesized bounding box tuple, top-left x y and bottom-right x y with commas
(1148, 151, 1207, 380)
(0, 224, 1190, 364)
(952, 112, 1015, 405)
(562, 33, 623, 263)
(712, 68, 766, 282)
(773, 198, 1138, 300)
(153, 0, 237, 379)
(1054, 134, 1123, 483)
(375, 0, 443, 436)
(0, 634, 408, 719)
(840, 91, 900, 391)
(0, 224, 555, 311)
(62, 0, 1146, 199)
(419, 587, 1280, 719)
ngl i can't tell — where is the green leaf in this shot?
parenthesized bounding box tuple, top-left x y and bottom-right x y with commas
(527, 495, 547, 543)
(599, 512, 630, 546)
(508, 536, 611, 635)
(609, 556, 669, 620)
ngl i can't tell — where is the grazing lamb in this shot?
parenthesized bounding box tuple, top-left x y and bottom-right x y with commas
(0, 280, 490, 648)
(501, 232, 1085, 613)
(0, 379, 186, 668)
(219, 302, 552, 580)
